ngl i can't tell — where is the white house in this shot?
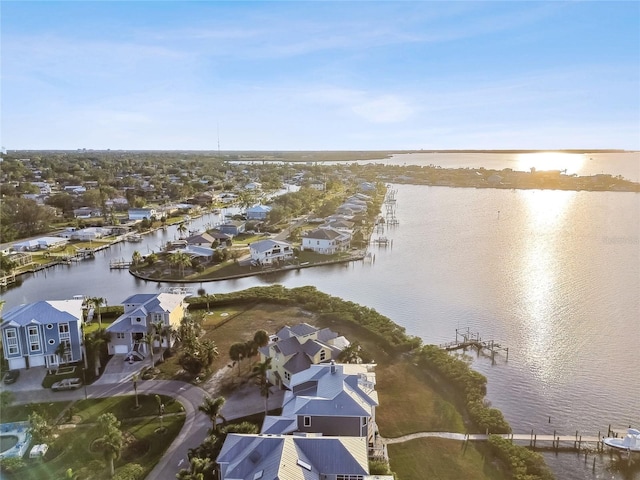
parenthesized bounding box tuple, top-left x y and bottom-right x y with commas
(12, 237, 68, 251)
(128, 207, 157, 221)
(301, 228, 351, 254)
(249, 239, 294, 266)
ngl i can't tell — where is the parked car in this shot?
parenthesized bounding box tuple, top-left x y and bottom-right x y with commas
(51, 377, 83, 391)
(3, 370, 20, 384)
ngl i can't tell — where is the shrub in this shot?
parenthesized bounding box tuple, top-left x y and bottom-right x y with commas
(113, 463, 144, 480)
(0, 457, 26, 474)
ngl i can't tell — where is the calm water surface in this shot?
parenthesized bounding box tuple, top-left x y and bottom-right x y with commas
(2, 153, 639, 479)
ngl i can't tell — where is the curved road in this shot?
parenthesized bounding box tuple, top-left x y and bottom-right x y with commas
(9, 380, 211, 480)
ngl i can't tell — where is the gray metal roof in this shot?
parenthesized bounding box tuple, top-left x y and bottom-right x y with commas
(217, 434, 368, 479)
(1, 300, 83, 328)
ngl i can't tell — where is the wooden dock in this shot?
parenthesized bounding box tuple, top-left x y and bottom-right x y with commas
(439, 327, 509, 362)
(109, 259, 132, 269)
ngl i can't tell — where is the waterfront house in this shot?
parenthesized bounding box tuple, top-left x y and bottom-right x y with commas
(261, 362, 383, 459)
(245, 204, 272, 220)
(249, 239, 294, 266)
(1, 299, 84, 370)
(301, 228, 351, 254)
(186, 232, 215, 247)
(12, 236, 68, 252)
(73, 206, 102, 218)
(322, 219, 356, 235)
(105, 293, 187, 359)
(216, 434, 391, 480)
(128, 207, 157, 221)
(258, 323, 348, 389)
(217, 220, 246, 237)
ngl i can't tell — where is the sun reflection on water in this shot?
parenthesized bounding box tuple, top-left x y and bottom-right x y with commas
(516, 152, 585, 175)
(520, 190, 577, 385)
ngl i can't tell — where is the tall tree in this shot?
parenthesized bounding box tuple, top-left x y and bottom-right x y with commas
(95, 413, 123, 478)
(87, 297, 105, 328)
(251, 357, 273, 415)
(132, 373, 140, 409)
(198, 395, 226, 434)
(228, 342, 246, 376)
(253, 330, 269, 350)
(142, 331, 157, 367)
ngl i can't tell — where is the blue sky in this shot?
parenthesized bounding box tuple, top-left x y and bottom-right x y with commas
(2, 1, 639, 150)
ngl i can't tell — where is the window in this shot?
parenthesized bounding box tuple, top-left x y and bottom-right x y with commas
(116, 333, 126, 339)
(48, 339, 55, 345)
(284, 371, 291, 381)
(303, 416, 311, 427)
(337, 476, 363, 480)
(28, 326, 40, 352)
(46, 324, 53, 330)
(59, 323, 70, 342)
(5, 329, 19, 355)
(319, 350, 326, 361)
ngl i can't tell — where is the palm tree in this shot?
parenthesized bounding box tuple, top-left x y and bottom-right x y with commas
(131, 250, 143, 265)
(95, 413, 123, 478)
(85, 329, 110, 377)
(169, 251, 192, 277)
(142, 331, 157, 367)
(228, 342, 246, 376)
(201, 339, 219, 372)
(155, 394, 165, 431)
(87, 297, 105, 328)
(177, 456, 213, 480)
(251, 357, 273, 415)
(132, 373, 140, 409)
(198, 395, 226, 434)
(55, 341, 70, 366)
(253, 330, 269, 350)
(177, 222, 188, 239)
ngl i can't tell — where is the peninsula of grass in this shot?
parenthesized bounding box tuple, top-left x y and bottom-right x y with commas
(161, 286, 552, 479)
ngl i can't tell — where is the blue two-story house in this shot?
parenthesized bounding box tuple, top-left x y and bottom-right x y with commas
(1, 300, 84, 371)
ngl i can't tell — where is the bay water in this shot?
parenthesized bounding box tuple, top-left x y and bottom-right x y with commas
(2, 152, 639, 479)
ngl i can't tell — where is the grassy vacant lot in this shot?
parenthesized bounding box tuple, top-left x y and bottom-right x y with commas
(2, 395, 184, 480)
(155, 303, 309, 381)
(389, 437, 506, 480)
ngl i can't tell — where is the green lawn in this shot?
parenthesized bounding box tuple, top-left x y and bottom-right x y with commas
(73, 394, 182, 423)
(375, 362, 465, 438)
(1, 396, 185, 480)
(389, 437, 506, 480)
(1, 401, 69, 423)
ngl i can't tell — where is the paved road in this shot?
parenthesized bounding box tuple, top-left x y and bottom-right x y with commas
(8, 380, 211, 480)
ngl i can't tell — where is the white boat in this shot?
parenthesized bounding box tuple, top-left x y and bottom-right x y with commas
(603, 428, 640, 453)
(161, 286, 194, 297)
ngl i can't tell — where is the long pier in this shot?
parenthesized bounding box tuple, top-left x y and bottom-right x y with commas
(384, 431, 604, 449)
